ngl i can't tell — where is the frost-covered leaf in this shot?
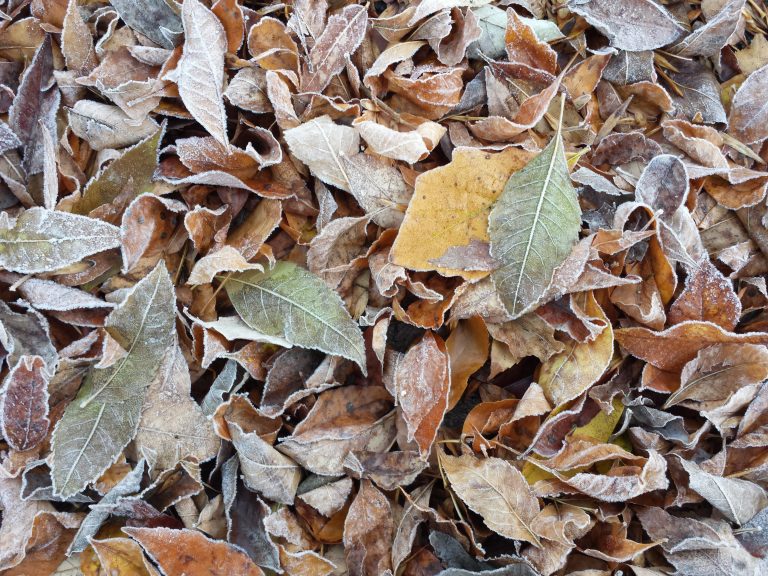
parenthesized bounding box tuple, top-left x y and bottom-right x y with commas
(71, 125, 163, 216)
(568, 0, 684, 51)
(50, 263, 176, 498)
(301, 4, 367, 93)
(177, 0, 229, 148)
(488, 121, 582, 318)
(283, 116, 359, 192)
(441, 453, 541, 545)
(0, 208, 121, 274)
(226, 261, 366, 371)
(111, 0, 182, 49)
(0, 355, 50, 451)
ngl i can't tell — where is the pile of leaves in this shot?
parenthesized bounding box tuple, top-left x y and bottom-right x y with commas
(2, 0, 768, 574)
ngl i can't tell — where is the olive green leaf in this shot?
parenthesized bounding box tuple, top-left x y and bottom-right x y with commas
(0, 208, 121, 274)
(72, 124, 164, 216)
(226, 262, 366, 372)
(488, 113, 581, 318)
(51, 262, 176, 498)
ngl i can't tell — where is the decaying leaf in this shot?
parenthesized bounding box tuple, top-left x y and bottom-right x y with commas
(0, 1, 766, 573)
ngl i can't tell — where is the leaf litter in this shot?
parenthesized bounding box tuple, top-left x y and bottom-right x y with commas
(0, 1, 767, 575)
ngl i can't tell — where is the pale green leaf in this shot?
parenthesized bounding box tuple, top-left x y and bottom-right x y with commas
(226, 261, 366, 372)
(469, 5, 564, 60)
(0, 208, 121, 274)
(51, 262, 176, 498)
(72, 125, 163, 216)
(488, 125, 581, 318)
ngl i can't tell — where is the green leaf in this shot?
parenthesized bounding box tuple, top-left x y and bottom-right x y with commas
(0, 208, 121, 274)
(488, 122, 581, 318)
(71, 124, 164, 216)
(226, 262, 366, 372)
(51, 262, 176, 498)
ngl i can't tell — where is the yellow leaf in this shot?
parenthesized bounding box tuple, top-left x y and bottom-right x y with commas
(391, 147, 534, 280)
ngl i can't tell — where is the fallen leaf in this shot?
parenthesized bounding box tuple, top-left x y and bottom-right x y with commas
(488, 114, 582, 318)
(177, 0, 229, 148)
(226, 262, 366, 371)
(51, 263, 176, 498)
(125, 527, 265, 576)
(441, 453, 541, 545)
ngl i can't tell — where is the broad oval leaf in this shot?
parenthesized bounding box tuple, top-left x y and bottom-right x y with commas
(226, 261, 366, 371)
(0, 208, 121, 274)
(488, 128, 582, 318)
(440, 453, 541, 545)
(51, 262, 176, 498)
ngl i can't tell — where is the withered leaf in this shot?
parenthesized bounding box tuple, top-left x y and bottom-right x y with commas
(441, 453, 541, 545)
(568, 0, 684, 51)
(395, 331, 450, 458)
(344, 480, 394, 576)
(729, 63, 768, 144)
(302, 4, 367, 93)
(51, 263, 175, 498)
(9, 34, 58, 176)
(177, 0, 229, 148)
(125, 527, 265, 576)
(393, 146, 534, 280)
(0, 356, 50, 452)
(111, 0, 182, 49)
(284, 115, 359, 192)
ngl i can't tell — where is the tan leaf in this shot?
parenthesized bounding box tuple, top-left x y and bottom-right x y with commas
(441, 453, 541, 545)
(539, 292, 614, 407)
(343, 480, 394, 576)
(301, 5, 368, 93)
(177, 0, 229, 147)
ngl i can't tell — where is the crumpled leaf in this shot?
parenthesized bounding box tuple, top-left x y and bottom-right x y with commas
(9, 34, 58, 176)
(301, 4, 367, 93)
(51, 263, 176, 498)
(343, 480, 394, 576)
(226, 262, 366, 371)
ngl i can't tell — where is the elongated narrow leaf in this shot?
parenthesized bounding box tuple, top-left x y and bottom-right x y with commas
(51, 263, 176, 498)
(0, 208, 121, 274)
(226, 262, 366, 371)
(488, 126, 581, 318)
(178, 0, 229, 147)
